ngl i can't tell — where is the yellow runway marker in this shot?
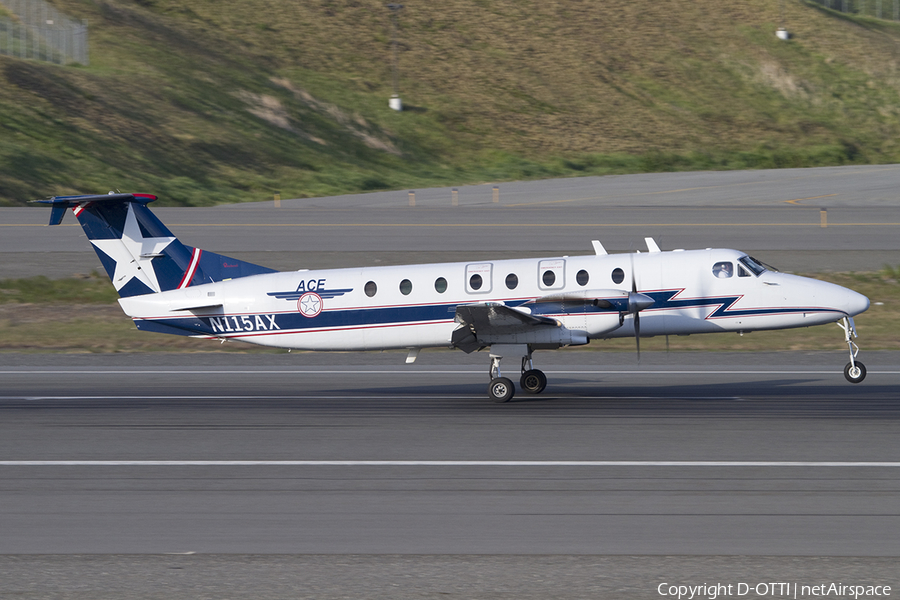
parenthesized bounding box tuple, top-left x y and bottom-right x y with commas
(784, 194, 838, 205)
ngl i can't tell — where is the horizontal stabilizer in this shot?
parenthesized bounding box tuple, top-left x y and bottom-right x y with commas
(33, 193, 158, 225)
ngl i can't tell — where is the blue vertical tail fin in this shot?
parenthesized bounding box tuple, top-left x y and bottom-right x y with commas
(36, 193, 277, 297)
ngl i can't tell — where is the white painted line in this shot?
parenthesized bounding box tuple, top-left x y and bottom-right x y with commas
(2, 395, 741, 401)
(1, 461, 899, 467)
(1, 369, 898, 375)
(0, 367, 478, 375)
(6, 395, 475, 401)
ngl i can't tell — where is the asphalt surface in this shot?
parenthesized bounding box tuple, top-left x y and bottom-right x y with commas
(2, 351, 899, 597)
(2, 167, 899, 596)
(2, 351, 899, 557)
(3, 165, 900, 278)
(2, 555, 898, 600)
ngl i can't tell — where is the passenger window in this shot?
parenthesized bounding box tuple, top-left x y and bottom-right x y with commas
(400, 279, 412, 295)
(434, 277, 447, 293)
(576, 269, 589, 286)
(712, 262, 733, 279)
(505, 273, 518, 290)
(365, 281, 377, 297)
(542, 270, 556, 286)
(611, 268, 625, 284)
(466, 263, 492, 293)
(738, 264, 750, 278)
(538, 259, 564, 289)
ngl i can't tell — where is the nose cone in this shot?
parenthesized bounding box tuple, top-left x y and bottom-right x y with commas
(814, 280, 869, 317)
(842, 288, 870, 317)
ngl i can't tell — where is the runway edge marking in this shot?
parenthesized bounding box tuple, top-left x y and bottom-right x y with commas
(3, 461, 900, 467)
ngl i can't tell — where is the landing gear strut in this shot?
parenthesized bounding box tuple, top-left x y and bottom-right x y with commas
(838, 317, 866, 384)
(487, 345, 547, 402)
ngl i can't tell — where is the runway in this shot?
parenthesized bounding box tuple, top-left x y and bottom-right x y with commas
(3, 165, 900, 279)
(2, 351, 899, 559)
(2, 167, 899, 596)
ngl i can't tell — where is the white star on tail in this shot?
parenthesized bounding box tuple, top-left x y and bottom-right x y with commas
(90, 204, 175, 292)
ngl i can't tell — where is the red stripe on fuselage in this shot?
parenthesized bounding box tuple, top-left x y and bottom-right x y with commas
(178, 248, 202, 289)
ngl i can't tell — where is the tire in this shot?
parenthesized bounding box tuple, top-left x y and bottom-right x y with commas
(520, 369, 547, 394)
(488, 377, 515, 403)
(844, 361, 867, 384)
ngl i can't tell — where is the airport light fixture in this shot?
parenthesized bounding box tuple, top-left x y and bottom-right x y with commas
(776, 0, 789, 40)
(386, 3, 404, 111)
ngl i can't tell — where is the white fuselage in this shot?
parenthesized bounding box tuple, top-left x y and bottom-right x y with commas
(118, 247, 870, 351)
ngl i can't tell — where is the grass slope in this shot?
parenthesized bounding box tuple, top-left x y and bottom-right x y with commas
(3, 0, 900, 205)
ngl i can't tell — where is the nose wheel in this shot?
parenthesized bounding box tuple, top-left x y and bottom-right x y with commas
(844, 362, 867, 384)
(838, 317, 866, 384)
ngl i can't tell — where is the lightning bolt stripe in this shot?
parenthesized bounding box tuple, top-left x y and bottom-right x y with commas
(644, 289, 845, 320)
(131, 293, 846, 340)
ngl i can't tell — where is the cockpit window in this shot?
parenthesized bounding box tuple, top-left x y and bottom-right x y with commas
(739, 256, 767, 277)
(712, 261, 733, 279)
(738, 264, 750, 277)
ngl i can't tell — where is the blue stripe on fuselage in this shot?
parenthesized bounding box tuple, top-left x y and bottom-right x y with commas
(133, 291, 844, 337)
(644, 290, 844, 319)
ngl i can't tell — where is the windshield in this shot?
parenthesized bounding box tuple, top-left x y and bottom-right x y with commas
(739, 255, 768, 276)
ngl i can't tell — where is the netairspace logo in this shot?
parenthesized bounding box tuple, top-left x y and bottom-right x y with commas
(657, 582, 892, 600)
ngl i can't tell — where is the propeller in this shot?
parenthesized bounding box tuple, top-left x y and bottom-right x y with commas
(627, 254, 655, 361)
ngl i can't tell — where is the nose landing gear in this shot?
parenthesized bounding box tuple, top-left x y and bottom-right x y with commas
(838, 317, 866, 383)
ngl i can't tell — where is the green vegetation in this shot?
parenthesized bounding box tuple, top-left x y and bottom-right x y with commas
(0, 272, 119, 304)
(3, 0, 900, 206)
(1, 269, 897, 353)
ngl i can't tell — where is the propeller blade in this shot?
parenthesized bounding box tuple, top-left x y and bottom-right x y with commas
(631, 260, 638, 294)
(634, 310, 641, 362)
(630, 254, 640, 361)
(626, 253, 653, 362)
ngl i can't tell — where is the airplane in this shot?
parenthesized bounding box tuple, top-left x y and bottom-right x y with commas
(35, 192, 871, 402)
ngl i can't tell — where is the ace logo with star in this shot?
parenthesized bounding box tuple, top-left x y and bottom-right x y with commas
(298, 292, 323, 317)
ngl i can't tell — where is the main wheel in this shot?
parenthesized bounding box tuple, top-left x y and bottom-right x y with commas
(844, 361, 867, 383)
(488, 377, 515, 403)
(520, 369, 547, 394)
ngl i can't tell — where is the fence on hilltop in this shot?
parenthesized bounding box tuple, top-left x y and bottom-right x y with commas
(0, 0, 88, 65)
(808, 0, 900, 20)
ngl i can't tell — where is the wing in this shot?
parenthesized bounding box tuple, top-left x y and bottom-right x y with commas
(451, 303, 559, 353)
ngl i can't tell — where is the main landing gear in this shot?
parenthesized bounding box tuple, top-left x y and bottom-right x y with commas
(838, 317, 866, 384)
(488, 345, 547, 402)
